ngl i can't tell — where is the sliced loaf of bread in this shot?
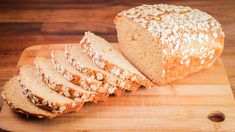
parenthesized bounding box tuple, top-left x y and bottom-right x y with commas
(1, 76, 58, 119)
(65, 44, 139, 94)
(80, 31, 154, 88)
(18, 65, 84, 113)
(34, 57, 108, 103)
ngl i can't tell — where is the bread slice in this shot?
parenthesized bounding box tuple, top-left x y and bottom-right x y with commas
(65, 44, 140, 93)
(80, 31, 154, 88)
(1, 76, 58, 119)
(51, 50, 103, 92)
(34, 57, 108, 103)
(18, 65, 83, 113)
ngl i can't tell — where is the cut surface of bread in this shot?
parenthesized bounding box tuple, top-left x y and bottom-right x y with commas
(18, 65, 83, 113)
(115, 16, 163, 84)
(63, 46, 138, 92)
(51, 50, 103, 92)
(34, 57, 108, 103)
(80, 31, 154, 88)
(115, 4, 224, 85)
(1, 76, 58, 119)
(65, 44, 136, 94)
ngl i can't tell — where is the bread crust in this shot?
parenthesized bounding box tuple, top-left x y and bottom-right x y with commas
(19, 77, 83, 114)
(1, 76, 60, 119)
(115, 4, 224, 85)
(34, 58, 108, 103)
(51, 50, 104, 93)
(65, 44, 135, 94)
(2, 92, 57, 119)
(18, 66, 84, 114)
(80, 32, 154, 89)
(1, 86, 59, 119)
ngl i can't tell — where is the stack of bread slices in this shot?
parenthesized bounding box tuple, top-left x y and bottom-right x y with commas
(1, 31, 154, 119)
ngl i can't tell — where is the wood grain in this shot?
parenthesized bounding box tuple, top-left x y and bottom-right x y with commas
(0, 44, 234, 131)
(0, 0, 235, 123)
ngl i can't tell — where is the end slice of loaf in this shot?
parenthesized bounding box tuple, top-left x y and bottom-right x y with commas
(19, 65, 83, 113)
(1, 76, 58, 119)
(34, 57, 108, 103)
(65, 44, 137, 94)
(80, 31, 154, 88)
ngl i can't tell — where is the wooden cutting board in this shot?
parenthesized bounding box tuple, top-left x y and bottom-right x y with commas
(0, 44, 235, 131)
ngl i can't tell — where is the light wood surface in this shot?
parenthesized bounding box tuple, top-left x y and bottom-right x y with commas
(0, 0, 235, 114)
(0, 44, 235, 131)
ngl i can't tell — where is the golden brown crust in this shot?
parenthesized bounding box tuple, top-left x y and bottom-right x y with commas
(35, 59, 108, 103)
(66, 44, 141, 91)
(51, 50, 105, 93)
(79, 35, 152, 89)
(19, 77, 84, 113)
(18, 66, 84, 114)
(157, 46, 223, 85)
(112, 87, 124, 96)
(2, 91, 57, 119)
(65, 44, 129, 94)
(1, 76, 58, 119)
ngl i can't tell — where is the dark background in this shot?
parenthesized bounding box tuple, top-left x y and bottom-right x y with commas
(0, 0, 234, 110)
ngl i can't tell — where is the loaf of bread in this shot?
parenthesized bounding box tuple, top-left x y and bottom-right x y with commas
(115, 4, 224, 85)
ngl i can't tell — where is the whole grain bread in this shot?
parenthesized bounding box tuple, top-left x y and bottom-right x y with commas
(115, 4, 224, 85)
(51, 50, 104, 93)
(1, 76, 58, 119)
(34, 57, 109, 103)
(65, 44, 139, 94)
(18, 65, 84, 113)
(80, 32, 154, 89)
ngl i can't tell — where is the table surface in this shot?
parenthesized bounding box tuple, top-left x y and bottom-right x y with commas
(0, 0, 234, 111)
